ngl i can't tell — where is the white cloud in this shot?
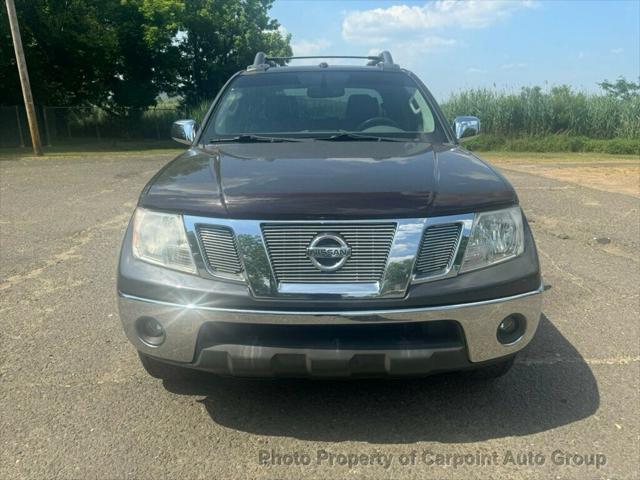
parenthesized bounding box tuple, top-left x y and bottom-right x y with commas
(378, 35, 458, 56)
(500, 62, 528, 70)
(363, 36, 457, 69)
(611, 47, 624, 54)
(342, 0, 536, 43)
(290, 38, 332, 56)
(467, 67, 486, 74)
(412, 36, 458, 50)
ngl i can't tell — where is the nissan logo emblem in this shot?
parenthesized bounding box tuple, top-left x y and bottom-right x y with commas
(306, 233, 352, 272)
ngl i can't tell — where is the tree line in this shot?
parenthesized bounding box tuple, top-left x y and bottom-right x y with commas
(0, 0, 291, 115)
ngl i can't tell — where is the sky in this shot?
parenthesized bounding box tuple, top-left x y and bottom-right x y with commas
(270, 0, 640, 100)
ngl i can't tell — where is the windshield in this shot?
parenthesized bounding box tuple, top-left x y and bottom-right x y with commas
(204, 70, 445, 141)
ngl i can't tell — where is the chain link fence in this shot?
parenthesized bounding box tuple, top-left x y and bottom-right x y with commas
(0, 105, 190, 147)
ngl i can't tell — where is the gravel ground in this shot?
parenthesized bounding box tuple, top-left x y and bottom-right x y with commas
(1, 152, 638, 480)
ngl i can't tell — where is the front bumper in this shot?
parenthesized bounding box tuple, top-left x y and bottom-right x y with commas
(118, 284, 543, 376)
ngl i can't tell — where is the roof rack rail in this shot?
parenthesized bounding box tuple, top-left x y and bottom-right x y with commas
(246, 51, 399, 72)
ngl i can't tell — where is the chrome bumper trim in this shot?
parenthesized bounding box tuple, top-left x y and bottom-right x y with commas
(118, 284, 543, 364)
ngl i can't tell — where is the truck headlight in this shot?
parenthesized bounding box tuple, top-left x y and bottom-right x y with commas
(131, 208, 196, 273)
(460, 206, 524, 273)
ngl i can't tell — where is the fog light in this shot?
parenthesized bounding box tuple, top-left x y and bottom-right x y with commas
(136, 316, 166, 346)
(497, 314, 526, 345)
(499, 316, 517, 333)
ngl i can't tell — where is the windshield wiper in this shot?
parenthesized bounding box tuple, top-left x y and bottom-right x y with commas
(315, 132, 416, 142)
(208, 135, 303, 144)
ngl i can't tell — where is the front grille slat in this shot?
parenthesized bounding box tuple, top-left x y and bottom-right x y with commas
(197, 225, 243, 275)
(414, 223, 462, 277)
(262, 223, 396, 284)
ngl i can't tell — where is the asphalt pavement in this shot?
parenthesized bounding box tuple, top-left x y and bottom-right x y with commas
(1, 152, 638, 479)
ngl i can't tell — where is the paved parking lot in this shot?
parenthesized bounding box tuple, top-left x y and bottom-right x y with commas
(1, 152, 638, 479)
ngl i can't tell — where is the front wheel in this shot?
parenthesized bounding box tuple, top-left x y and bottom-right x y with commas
(138, 351, 195, 381)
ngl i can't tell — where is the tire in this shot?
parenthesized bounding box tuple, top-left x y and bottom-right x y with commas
(138, 351, 194, 381)
(468, 355, 516, 380)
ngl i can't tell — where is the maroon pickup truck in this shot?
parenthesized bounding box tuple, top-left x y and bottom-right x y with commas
(117, 51, 543, 380)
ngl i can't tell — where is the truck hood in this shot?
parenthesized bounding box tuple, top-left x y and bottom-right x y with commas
(140, 142, 517, 219)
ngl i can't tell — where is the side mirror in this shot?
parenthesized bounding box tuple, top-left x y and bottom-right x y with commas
(171, 119, 198, 145)
(453, 116, 480, 141)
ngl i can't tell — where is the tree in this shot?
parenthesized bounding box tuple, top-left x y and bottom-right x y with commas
(598, 77, 640, 100)
(0, 0, 184, 112)
(175, 0, 292, 106)
(0, 0, 291, 111)
(1, 0, 116, 106)
(99, 0, 184, 115)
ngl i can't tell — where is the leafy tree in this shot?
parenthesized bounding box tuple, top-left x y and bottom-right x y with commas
(0, 0, 290, 111)
(1, 0, 118, 106)
(598, 77, 640, 100)
(0, 0, 182, 112)
(175, 0, 291, 106)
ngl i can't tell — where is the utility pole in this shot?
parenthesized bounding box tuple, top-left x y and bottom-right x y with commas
(5, 0, 43, 155)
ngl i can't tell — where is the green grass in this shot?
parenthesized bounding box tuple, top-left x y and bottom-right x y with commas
(0, 140, 182, 159)
(463, 134, 640, 155)
(480, 151, 640, 164)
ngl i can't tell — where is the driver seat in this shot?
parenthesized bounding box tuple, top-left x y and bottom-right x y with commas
(344, 94, 379, 131)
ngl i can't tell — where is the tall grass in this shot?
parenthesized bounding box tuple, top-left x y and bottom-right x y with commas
(440, 86, 640, 139)
(186, 101, 213, 124)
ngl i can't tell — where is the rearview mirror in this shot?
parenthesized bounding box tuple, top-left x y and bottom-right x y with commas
(307, 86, 345, 98)
(453, 116, 480, 141)
(171, 119, 198, 145)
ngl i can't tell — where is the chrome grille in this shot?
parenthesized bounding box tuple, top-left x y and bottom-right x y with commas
(197, 225, 243, 275)
(262, 223, 396, 283)
(415, 223, 462, 276)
